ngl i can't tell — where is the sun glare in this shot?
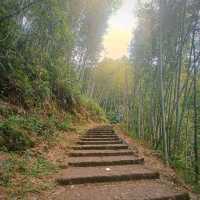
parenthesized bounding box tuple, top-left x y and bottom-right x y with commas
(102, 0, 137, 59)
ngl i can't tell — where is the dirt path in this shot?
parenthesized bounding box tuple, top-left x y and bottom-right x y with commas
(21, 125, 200, 200)
(31, 125, 199, 200)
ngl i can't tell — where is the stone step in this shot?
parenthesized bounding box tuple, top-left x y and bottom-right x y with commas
(83, 135, 119, 139)
(77, 140, 123, 145)
(69, 149, 135, 157)
(68, 156, 144, 167)
(72, 144, 129, 150)
(57, 165, 159, 185)
(88, 127, 113, 131)
(81, 137, 120, 141)
(56, 125, 190, 200)
(87, 128, 114, 132)
(56, 180, 189, 200)
(87, 130, 114, 133)
(85, 133, 116, 136)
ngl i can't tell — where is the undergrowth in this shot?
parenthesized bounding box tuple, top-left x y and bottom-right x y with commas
(125, 128, 200, 193)
(80, 96, 107, 122)
(0, 97, 106, 198)
(0, 152, 58, 198)
(0, 153, 58, 187)
(0, 108, 74, 152)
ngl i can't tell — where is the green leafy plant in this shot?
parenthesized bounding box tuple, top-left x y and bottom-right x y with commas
(80, 96, 107, 121)
(56, 117, 71, 131)
(0, 154, 57, 188)
(0, 122, 34, 151)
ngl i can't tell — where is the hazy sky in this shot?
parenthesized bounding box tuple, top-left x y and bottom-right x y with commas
(102, 0, 137, 59)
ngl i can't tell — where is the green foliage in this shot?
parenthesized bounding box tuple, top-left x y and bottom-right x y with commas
(128, 0, 200, 190)
(0, 64, 51, 107)
(56, 116, 72, 131)
(53, 79, 76, 111)
(0, 0, 119, 111)
(107, 111, 121, 124)
(0, 0, 75, 108)
(26, 157, 57, 177)
(0, 113, 60, 151)
(0, 105, 16, 117)
(80, 96, 107, 121)
(84, 58, 132, 124)
(0, 122, 34, 151)
(4, 115, 55, 136)
(0, 154, 57, 187)
(0, 1, 121, 197)
(0, 158, 15, 187)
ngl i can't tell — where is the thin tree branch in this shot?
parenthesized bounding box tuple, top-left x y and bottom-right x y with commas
(0, 0, 43, 23)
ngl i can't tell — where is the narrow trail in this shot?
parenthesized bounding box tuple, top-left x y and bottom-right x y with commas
(54, 125, 190, 200)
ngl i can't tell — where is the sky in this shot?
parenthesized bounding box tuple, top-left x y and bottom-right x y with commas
(101, 0, 137, 59)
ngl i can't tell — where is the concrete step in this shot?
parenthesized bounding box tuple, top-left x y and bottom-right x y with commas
(88, 127, 113, 132)
(57, 165, 159, 185)
(56, 180, 189, 200)
(69, 156, 144, 167)
(86, 132, 115, 135)
(83, 135, 119, 139)
(88, 130, 114, 133)
(72, 144, 129, 150)
(77, 141, 123, 145)
(87, 130, 114, 133)
(83, 135, 118, 139)
(69, 149, 135, 157)
(55, 125, 190, 200)
(80, 137, 120, 141)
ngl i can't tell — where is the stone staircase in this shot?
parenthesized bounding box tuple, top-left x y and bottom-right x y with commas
(56, 125, 190, 200)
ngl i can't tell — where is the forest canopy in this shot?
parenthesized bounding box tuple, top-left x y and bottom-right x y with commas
(0, 0, 121, 108)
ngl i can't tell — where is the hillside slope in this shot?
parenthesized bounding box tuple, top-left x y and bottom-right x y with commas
(0, 99, 106, 199)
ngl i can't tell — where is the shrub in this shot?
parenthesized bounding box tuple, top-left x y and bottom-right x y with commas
(0, 123, 34, 151)
(0, 68, 33, 107)
(53, 80, 76, 111)
(107, 111, 121, 124)
(0, 154, 57, 187)
(0, 67, 51, 108)
(80, 96, 107, 121)
(31, 67, 51, 104)
(56, 116, 72, 131)
(5, 115, 55, 138)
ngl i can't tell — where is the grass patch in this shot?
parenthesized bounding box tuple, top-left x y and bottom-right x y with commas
(0, 114, 61, 151)
(56, 115, 72, 131)
(0, 98, 107, 198)
(80, 96, 107, 121)
(0, 153, 58, 187)
(0, 122, 34, 151)
(0, 152, 58, 198)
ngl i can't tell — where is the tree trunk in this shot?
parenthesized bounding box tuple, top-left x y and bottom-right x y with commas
(159, 0, 169, 164)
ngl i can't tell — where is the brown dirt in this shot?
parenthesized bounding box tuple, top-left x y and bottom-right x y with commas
(2, 124, 199, 199)
(0, 122, 100, 199)
(0, 187, 6, 200)
(114, 126, 200, 200)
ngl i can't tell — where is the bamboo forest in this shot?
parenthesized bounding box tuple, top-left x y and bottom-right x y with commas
(0, 0, 200, 199)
